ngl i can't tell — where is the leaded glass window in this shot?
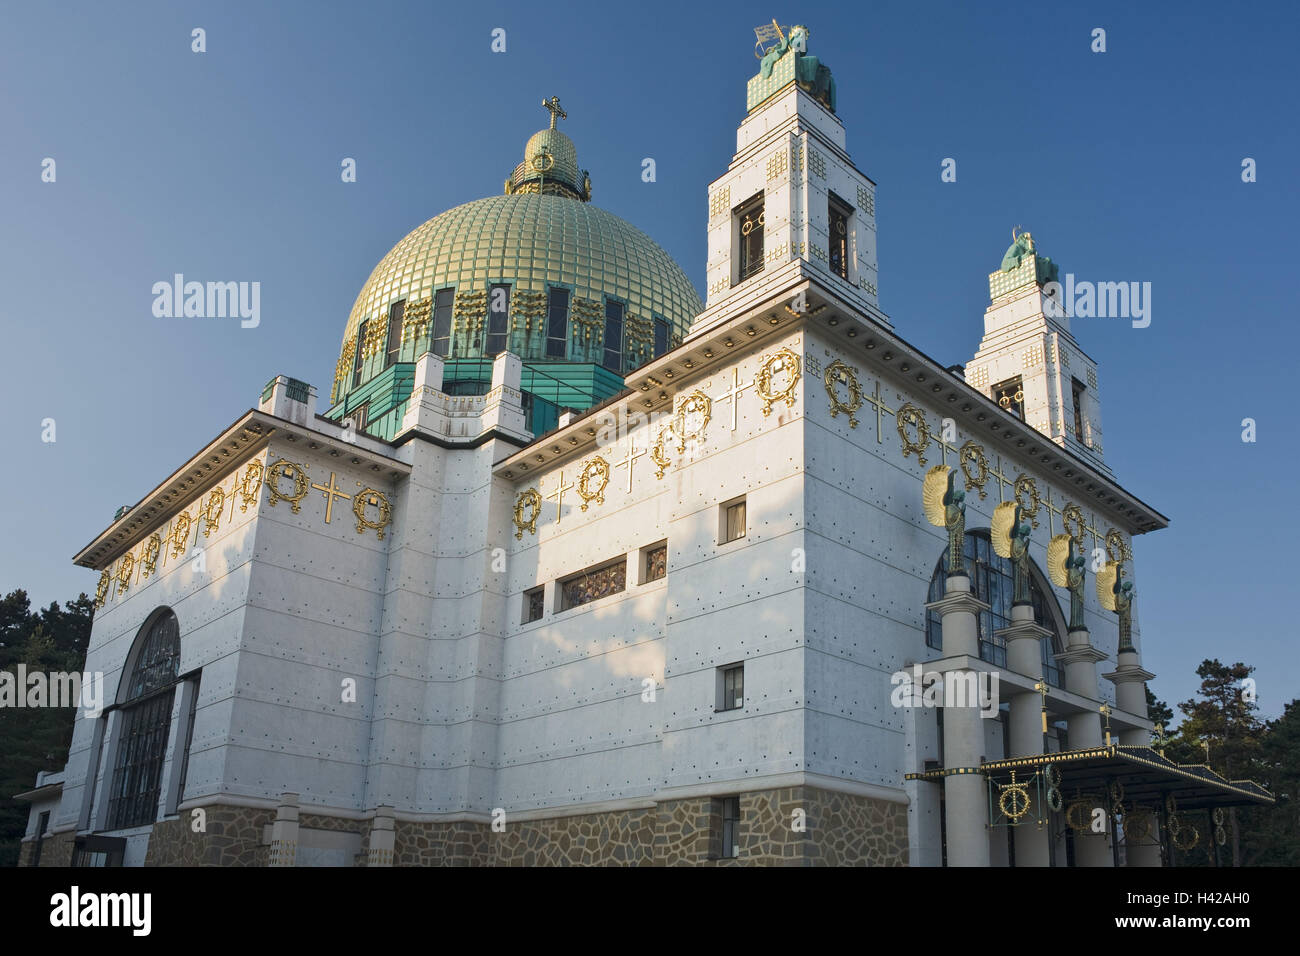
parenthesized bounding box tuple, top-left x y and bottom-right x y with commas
(523, 586, 544, 624)
(107, 610, 181, 831)
(925, 531, 1063, 687)
(560, 559, 626, 611)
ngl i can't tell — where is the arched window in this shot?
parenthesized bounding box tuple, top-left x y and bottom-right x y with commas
(106, 609, 181, 830)
(925, 529, 1064, 687)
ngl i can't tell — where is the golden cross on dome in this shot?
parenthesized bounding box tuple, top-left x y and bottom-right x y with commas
(542, 96, 566, 130)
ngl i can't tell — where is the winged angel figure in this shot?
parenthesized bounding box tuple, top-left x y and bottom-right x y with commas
(992, 502, 1033, 605)
(1048, 534, 1087, 631)
(923, 465, 965, 575)
(1097, 559, 1136, 651)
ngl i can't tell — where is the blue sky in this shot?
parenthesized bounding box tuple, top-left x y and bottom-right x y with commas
(1, 1, 1296, 718)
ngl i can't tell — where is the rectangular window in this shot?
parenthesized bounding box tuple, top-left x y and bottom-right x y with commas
(174, 674, 201, 809)
(828, 193, 851, 279)
(351, 401, 370, 435)
(1072, 379, 1086, 442)
(106, 688, 176, 831)
(993, 377, 1025, 421)
(432, 288, 454, 358)
(718, 663, 745, 711)
(352, 320, 368, 387)
(736, 193, 765, 283)
(559, 557, 627, 611)
(602, 299, 624, 373)
(522, 585, 544, 624)
(643, 542, 667, 583)
(546, 287, 570, 359)
(721, 796, 740, 858)
(32, 811, 50, 866)
(385, 299, 405, 367)
(653, 317, 669, 357)
(721, 498, 747, 544)
(487, 283, 511, 356)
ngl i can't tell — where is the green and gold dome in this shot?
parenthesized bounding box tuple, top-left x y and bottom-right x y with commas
(327, 98, 701, 438)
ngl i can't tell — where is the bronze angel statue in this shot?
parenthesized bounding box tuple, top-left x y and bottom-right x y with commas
(1097, 560, 1136, 651)
(1048, 533, 1087, 631)
(992, 502, 1033, 605)
(923, 465, 966, 575)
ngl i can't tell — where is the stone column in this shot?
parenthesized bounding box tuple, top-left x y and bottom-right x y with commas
(1105, 648, 1161, 867)
(925, 575, 991, 867)
(367, 805, 396, 867)
(268, 792, 300, 867)
(997, 604, 1053, 866)
(1056, 629, 1112, 867)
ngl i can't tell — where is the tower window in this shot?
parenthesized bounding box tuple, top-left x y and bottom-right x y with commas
(352, 320, 367, 388)
(736, 193, 765, 283)
(384, 300, 405, 368)
(602, 299, 624, 372)
(546, 287, 570, 359)
(653, 316, 669, 357)
(993, 377, 1025, 421)
(828, 193, 851, 279)
(1072, 378, 1086, 442)
(431, 288, 454, 358)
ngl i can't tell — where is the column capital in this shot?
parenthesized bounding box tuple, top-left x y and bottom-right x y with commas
(924, 589, 991, 617)
(1103, 662, 1155, 684)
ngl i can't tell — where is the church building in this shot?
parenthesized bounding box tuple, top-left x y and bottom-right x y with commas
(17, 25, 1270, 866)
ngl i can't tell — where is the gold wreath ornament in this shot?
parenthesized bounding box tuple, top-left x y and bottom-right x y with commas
(895, 403, 930, 464)
(513, 489, 541, 539)
(959, 441, 989, 499)
(353, 488, 393, 539)
(577, 457, 610, 511)
(755, 348, 801, 416)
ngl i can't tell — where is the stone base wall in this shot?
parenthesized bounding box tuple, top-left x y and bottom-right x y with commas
(36, 831, 76, 867)
(145, 805, 274, 866)
(112, 786, 909, 866)
(17, 840, 34, 867)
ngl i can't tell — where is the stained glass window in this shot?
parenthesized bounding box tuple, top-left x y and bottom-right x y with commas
(925, 531, 1063, 687)
(645, 545, 667, 582)
(523, 586, 544, 624)
(560, 559, 626, 610)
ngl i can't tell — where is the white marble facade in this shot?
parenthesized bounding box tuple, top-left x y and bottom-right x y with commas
(35, 75, 1163, 867)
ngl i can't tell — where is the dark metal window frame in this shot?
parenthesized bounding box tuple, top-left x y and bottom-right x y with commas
(385, 299, 406, 367)
(993, 376, 1026, 421)
(828, 192, 852, 279)
(545, 286, 570, 359)
(602, 298, 624, 373)
(352, 320, 368, 388)
(1072, 378, 1086, 442)
(487, 283, 511, 356)
(432, 287, 455, 357)
(719, 663, 745, 712)
(736, 192, 765, 283)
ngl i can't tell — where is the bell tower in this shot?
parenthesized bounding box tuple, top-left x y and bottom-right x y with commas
(689, 22, 886, 339)
(965, 231, 1111, 476)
